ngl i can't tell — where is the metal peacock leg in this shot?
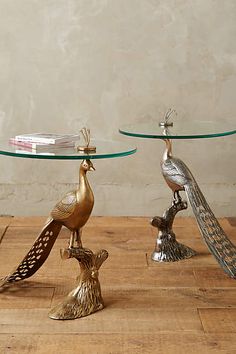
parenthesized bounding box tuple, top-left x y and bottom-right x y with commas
(68, 229, 82, 249)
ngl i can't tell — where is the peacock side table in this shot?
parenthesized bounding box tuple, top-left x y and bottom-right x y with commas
(119, 116, 236, 278)
(0, 138, 136, 319)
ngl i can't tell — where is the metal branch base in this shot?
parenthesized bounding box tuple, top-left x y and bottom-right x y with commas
(151, 194, 196, 262)
(49, 247, 108, 320)
(151, 239, 196, 262)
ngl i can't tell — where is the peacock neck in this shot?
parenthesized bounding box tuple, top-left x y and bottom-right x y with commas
(78, 168, 93, 200)
(163, 139, 172, 161)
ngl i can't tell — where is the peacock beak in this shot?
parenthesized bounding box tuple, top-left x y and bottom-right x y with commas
(89, 165, 95, 171)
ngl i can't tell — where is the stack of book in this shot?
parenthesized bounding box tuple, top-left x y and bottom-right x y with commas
(9, 133, 80, 153)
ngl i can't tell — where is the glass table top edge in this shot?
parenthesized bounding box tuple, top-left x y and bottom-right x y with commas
(0, 148, 137, 160)
(0, 140, 137, 160)
(119, 128, 236, 140)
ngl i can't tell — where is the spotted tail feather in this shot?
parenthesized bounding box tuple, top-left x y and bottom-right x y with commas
(0, 219, 62, 286)
(185, 182, 236, 278)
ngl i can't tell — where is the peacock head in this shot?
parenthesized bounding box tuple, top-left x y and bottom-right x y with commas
(81, 159, 95, 172)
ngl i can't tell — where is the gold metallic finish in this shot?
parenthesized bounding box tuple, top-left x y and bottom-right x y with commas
(0, 219, 62, 286)
(77, 146, 96, 152)
(0, 154, 109, 320)
(77, 127, 96, 152)
(49, 247, 108, 320)
(0, 159, 95, 285)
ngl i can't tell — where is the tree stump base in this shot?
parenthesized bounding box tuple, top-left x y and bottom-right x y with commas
(49, 247, 108, 320)
(151, 194, 196, 262)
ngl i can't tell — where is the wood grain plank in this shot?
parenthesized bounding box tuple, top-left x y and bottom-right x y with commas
(199, 308, 236, 333)
(87, 216, 151, 227)
(0, 308, 202, 334)
(227, 217, 236, 227)
(100, 267, 197, 288)
(0, 227, 7, 243)
(0, 287, 54, 308)
(194, 268, 236, 288)
(1, 333, 235, 354)
(9, 216, 48, 227)
(1, 224, 153, 250)
(0, 216, 13, 227)
(0, 267, 197, 290)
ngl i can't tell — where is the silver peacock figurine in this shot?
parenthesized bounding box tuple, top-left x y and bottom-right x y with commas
(154, 110, 236, 278)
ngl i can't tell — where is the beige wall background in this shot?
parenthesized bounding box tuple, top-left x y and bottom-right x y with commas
(0, 0, 235, 217)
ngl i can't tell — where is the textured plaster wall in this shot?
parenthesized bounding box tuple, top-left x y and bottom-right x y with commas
(0, 0, 235, 217)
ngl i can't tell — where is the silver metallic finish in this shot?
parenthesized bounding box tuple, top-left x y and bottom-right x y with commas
(158, 108, 176, 128)
(161, 138, 236, 278)
(151, 192, 196, 262)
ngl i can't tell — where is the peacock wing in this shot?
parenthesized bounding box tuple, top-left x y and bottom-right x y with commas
(51, 190, 78, 220)
(162, 157, 193, 186)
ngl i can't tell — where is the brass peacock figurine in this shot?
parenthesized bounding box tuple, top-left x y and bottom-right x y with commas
(0, 128, 109, 319)
(0, 158, 95, 285)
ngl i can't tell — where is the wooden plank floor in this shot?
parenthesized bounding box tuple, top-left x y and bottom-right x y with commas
(0, 216, 235, 354)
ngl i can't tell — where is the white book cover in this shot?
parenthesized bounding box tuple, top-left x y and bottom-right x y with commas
(9, 137, 75, 150)
(15, 149, 56, 156)
(14, 133, 80, 144)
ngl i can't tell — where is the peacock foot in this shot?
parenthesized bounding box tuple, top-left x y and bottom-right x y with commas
(152, 238, 196, 262)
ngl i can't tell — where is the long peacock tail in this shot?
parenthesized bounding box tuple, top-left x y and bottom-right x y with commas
(184, 182, 236, 278)
(0, 219, 62, 286)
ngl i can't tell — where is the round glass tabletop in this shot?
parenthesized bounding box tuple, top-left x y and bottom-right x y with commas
(119, 121, 236, 139)
(0, 139, 137, 160)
